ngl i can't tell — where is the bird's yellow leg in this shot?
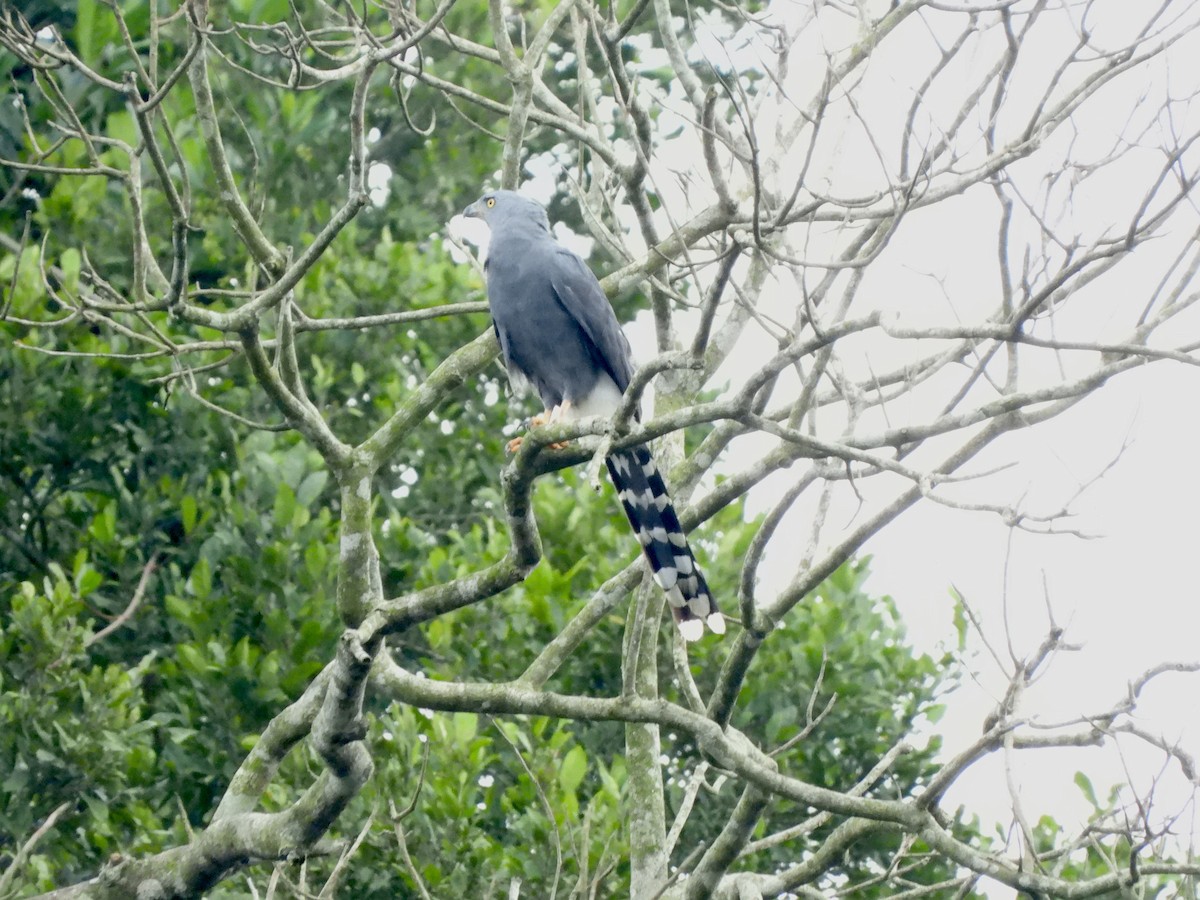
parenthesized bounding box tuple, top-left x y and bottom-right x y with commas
(545, 402, 571, 448)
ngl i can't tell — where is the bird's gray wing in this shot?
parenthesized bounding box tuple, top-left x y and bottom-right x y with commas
(491, 317, 532, 397)
(548, 247, 636, 393)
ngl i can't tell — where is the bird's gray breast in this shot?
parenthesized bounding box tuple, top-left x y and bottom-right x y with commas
(486, 236, 606, 409)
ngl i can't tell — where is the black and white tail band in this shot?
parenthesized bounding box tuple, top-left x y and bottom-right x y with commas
(606, 445, 725, 641)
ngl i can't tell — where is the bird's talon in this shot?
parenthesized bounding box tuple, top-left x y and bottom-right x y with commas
(506, 435, 569, 453)
(511, 409, 571, 451)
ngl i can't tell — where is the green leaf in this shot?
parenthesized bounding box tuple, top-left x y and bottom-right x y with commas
(181, 495, 198, 534)
(177, 643, 205, 673)
(296, 471, 328, 507)
(104, 110, 138, 148)
(558, 745, 587, 794)
(274, 483, 296, 527)
(1074, 771, 1098, 809)
(71, 0, 121, 70)
(188, 557, 212, 599)
(89, 502, 117, 543)
(453, 711, 477, 744)
(75, 0, 98, 66)
(164, 593, 193, 628)
(76, 568, 103, 597)
(304, 541, 326, 578)
(597, 759, 622, 802)
(59, 248, 82, 295)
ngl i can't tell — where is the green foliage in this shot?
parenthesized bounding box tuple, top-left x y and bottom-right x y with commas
(0, 566, 166, 891)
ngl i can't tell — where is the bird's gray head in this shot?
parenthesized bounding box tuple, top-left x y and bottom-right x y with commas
(462, 190, 550, 233)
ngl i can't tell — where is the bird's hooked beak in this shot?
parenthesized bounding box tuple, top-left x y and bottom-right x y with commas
(462, 200, 481, 219)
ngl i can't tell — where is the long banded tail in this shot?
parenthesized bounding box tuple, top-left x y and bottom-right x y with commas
(606, 445, 724, 641)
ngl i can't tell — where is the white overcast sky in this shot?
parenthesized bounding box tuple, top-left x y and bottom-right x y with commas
(734, 0, 1200, 884)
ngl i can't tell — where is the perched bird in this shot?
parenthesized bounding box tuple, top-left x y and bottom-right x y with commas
(462, 190, 725, 641)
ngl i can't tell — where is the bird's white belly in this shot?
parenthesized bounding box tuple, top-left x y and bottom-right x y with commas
(564, 373, 625, 419)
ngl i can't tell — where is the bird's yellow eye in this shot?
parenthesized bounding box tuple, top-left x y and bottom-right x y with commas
(486, 197, 496, 208)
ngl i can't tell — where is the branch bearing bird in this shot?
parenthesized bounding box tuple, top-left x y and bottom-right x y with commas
(462, 190, 724, 641)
